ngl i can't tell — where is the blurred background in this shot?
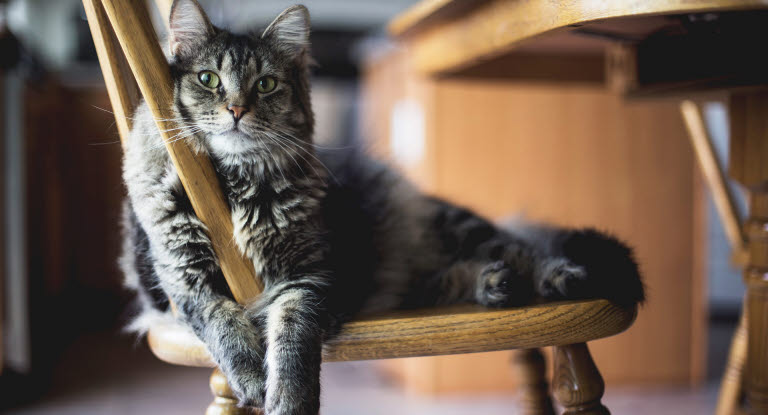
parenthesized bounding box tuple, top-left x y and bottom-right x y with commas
(0, 0, 748, 413)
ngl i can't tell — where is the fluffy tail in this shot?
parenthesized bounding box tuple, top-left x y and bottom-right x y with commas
(556, 228, 645, 307)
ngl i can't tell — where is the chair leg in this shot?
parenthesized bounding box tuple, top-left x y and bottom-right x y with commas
(206, 368, 262, 415)
(716, 307, 748, 415)
(553, 343, 609, 415)
(512, 349, 555, 415)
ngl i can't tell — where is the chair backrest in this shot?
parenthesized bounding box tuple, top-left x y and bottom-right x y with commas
(83, 0, 263, 303)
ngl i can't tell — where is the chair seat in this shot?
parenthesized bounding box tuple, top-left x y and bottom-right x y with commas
(147, 299, 636, 367)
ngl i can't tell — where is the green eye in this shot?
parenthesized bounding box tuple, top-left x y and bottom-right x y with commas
(256, 76, 277, 93)
(198, 71, 220, 88)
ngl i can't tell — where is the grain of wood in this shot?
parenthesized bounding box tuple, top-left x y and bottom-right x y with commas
(148, 300, 636, 368)
(98, 0, 262, 303)
(389, 0, 768, 74)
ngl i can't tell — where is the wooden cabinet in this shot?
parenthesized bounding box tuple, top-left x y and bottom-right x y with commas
(361, 50, 707, 393)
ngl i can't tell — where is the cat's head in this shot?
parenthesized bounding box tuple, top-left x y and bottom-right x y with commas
(168, 0, 313, 161)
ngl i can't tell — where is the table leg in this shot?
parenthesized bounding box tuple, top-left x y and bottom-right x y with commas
(728, 93, 768, 414)
(744, 200, 768, 414)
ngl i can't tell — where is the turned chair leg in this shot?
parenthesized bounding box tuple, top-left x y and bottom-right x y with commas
(512, 348, 556, 415)
(206, 368, 263, 415)
(553, 343, 610, 415)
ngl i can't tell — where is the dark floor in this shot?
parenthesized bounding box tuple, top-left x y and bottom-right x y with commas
(4, 318, 736, 415)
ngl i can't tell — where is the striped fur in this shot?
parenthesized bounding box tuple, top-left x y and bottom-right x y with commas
(120, 1, 644, 414)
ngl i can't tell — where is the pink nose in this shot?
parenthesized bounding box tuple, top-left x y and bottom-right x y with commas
(227, 105, 248, 121)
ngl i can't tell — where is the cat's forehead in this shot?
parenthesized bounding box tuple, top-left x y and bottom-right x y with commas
(191, 33, 283, 77)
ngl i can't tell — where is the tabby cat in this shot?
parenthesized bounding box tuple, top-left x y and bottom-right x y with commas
(120, 1, 644, 414)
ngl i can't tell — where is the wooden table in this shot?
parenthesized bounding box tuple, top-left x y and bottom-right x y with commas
(389, 1, 768, 414)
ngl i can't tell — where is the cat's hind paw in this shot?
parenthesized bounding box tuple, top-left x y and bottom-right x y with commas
(476, 261, 534, 307)
(536, 257, 588, 300)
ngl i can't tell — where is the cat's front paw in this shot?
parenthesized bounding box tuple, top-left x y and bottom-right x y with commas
(476, 261, 534, 307)
(224, 366, 266, 408)
(537, 257, 588, 300)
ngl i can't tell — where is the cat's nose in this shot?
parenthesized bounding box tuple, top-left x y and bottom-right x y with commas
(227, 105, 249, 122)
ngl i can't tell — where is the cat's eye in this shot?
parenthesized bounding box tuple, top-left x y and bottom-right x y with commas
(256, 76, 277, 93)
(198, 71, 220, 89)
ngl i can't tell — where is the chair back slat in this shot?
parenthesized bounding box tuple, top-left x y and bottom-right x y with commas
(83, 0, 141, 144)
(84, 0, 263, 303)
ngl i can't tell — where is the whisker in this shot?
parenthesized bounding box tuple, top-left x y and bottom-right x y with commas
(159, 131, 201, 147)
(262, 133, 307, 181)
(148, 127, 203, 150)
(91, 105, 189, 123)
(265, 128, 339, 184)
(308, 142, 352, 150)
(268, 133, 325, 181)
(131, 125, 199, 137)
(253, 123, 320, 176)
(259, 137, 289, 183)
(88, 140, 123, 146)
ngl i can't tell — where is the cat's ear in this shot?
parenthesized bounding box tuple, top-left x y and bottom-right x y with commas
(169, 0, 215, 56)
(261, 5, 311, 60)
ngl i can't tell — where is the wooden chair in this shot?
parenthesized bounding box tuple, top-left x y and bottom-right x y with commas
(83, 1, 637, 414)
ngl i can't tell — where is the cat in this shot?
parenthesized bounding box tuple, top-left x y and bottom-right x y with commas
(119, 1, 644, 414)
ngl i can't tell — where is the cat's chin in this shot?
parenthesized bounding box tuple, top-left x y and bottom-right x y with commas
(208, 130, 260, 158)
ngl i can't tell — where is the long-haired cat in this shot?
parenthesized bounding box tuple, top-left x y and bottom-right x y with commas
(120, 1, 644, 413)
